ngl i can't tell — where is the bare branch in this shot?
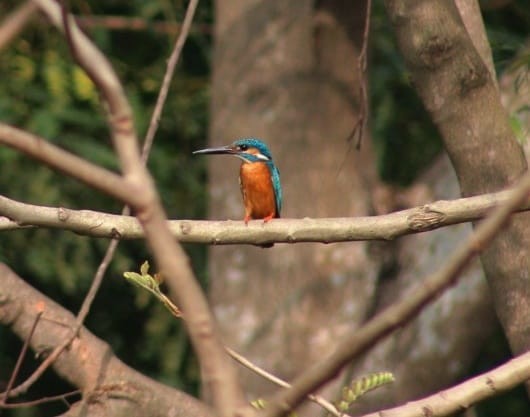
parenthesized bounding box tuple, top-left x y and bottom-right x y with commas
(226, 347, 342, 417)
(1, 188, 529, 243)
(263, 170, 530, 417)
(1, 311, 42, 404)
(0, 390, 80, 409)
(33, 1, 246, 415)
(360, 350, 530, 417)
(72, 0, 201, 334)
(0, 123, 132, 203)
(346, 0, 371, 149)
(0, 1, 38, 52)
(141, 0, 199, 159)
(0, 264, 214, 417)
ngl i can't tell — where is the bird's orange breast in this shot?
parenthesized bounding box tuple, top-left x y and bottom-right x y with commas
(239, 162, 278, 220)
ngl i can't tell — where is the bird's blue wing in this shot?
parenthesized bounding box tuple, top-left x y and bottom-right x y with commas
(269, 163, 282, 216)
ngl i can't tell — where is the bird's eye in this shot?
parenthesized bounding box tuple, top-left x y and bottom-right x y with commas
(238, 144, 248, 151)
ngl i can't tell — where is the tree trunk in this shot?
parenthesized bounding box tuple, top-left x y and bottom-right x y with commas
(385, 0, 530, 358)
(209, 0, 379, 400)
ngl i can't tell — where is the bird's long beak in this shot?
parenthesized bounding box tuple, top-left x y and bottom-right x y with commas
(192, 145, 235, 155)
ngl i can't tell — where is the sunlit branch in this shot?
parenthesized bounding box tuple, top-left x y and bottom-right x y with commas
(32, 2, 246, 416)
(360, 350, 530, 417)
(1, 188, 529, 244)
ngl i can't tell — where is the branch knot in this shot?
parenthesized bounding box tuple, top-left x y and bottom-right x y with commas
(407, 206, 446, 231)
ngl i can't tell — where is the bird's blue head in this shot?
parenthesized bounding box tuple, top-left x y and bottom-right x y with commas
(193, 138, 282, 214)
(231, 138, 274, 163)
(192, 138, 274, 164)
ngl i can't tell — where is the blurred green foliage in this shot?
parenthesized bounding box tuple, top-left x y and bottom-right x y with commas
(0, 0, 529, 416)
(370, 1, 442, 185)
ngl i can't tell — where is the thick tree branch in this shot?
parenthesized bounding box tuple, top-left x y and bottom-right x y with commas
(384, 0, 530, 360)
(262, 169, 530, 417)
(1, 188, 529, 243)
(0, 264, 214, 417)
(32, 2, 246, 416)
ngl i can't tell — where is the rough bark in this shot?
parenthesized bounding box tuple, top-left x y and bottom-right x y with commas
(385, 0, 530, 357)
(0, 263, 213, 417)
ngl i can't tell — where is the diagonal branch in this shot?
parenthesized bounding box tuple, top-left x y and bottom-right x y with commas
(0, 1, 38, 52)
(262, 168, 530, 417)
(141, 0, 198, 162)
(226, 347, 342, 417)
(360, 350, 530, 417)
(1, 312, 42, 404)
(31, 2, 246, 416)
(0, 123, 131, 202)
(0, 0, 207, 405)
(0, 264, 214, 417)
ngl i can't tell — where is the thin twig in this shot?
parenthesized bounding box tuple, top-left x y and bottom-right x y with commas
(0, 324, 79, 399)
(141, 0, 199, 161)
(346, 0, 372, 150)
(0, 238, 119, 400)
(0, 265, 215, 417)
(1, 312, 42, 404)
(60, 0, 78, 63)
(226, 347, 343, 417)
(263, 170, 530, 416)
(0, 390, 81, 409)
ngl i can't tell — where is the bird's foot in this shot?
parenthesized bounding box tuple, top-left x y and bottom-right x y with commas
(263, 213, 274, 223)
(244, 215, 251, 225)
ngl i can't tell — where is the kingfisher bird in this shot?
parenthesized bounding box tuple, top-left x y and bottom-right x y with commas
(193, 138, 282, 224)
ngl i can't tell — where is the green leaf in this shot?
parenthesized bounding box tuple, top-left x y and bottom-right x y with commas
(509, 112, 528, 145)
(336, 371, 395, 411)
(123, 262, 182, 317)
